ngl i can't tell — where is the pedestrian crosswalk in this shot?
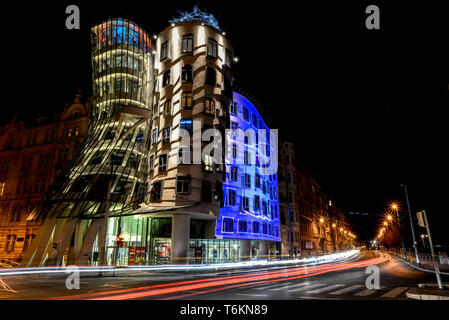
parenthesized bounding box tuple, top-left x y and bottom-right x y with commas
(239, 281, 410, 299)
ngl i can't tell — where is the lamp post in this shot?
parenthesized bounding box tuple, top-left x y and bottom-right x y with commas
(391, 203, 406, 259)
(401, 184, 420, 264)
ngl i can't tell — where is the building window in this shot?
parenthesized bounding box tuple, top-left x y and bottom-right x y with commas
(181, 92, 193, 108)
(242, 107, 249, 122)
(114, 77, 124, 92)
(152, 128, 158, 144)
(115, 54, 125, 67)
(204, 98, 215, 115)
(241, 197, 249, 211)
(203, 154, 213, 172)
(149, 181, 163, 201)
(230, 102, 237, 115)
(149, 154, 155, 171)
(182, 65, 193, 82)
(40, 179, 46, 192)
(253, 221, 260, 234)
(74, 127, 80, 137)
(263, 223, 268, 235)
(202, 181, 212, 202)
(238, 220, 248, 233)
(159, 154, 168, 172)
(230, 166, 238, 181)
(225, 49, 232, 67)
(262, 200, 268, 216)
(231, 121, 238, 133)
(162, 127, 171, 144)
(162, 69, 171, 87)
(244, 150, 251, 165)
(181, 34, 193, 54)
(244, 173, 251, 188)
(232, 143, 237, 159)
(255, 174, 261, 188)
(180, 119, 193, 135)
(252, 114, 258, 127)
(160, 41, 168, 61)
(164, 99, 171, 115)
(205, 67, 216, 86)
(207, 38, 218, 58)
(67, 128, 73, 137)
(222, 217, 234, 233)
(176, 175, 191, 194)
(227, 190, 236, 206)
(254, 195, 260, 211)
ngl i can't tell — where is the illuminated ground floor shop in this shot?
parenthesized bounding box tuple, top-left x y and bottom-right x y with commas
(87, 215, 278, 266)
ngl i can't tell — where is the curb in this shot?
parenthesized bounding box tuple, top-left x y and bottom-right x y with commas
(390, 254, 449, 276)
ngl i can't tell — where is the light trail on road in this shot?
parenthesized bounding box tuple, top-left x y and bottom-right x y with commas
(49, 252, 390, 300)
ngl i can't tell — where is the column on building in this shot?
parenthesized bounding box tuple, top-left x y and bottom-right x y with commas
(171, 214, 190, 264)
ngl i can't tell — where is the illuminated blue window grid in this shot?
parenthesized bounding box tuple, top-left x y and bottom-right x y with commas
(215, 92, 280, 241)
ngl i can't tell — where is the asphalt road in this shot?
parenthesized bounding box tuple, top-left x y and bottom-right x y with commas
(0, 250, 446, 300)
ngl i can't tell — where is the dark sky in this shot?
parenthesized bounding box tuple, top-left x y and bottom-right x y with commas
(5, 1, 448, 244)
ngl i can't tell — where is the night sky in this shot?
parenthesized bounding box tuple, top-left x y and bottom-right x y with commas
(5, 1, 449, 245)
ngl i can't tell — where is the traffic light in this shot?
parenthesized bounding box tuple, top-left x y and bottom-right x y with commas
(116, 236, 124, 247)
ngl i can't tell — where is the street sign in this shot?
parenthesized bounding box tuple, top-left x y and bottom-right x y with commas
(416, 210, 426, 227)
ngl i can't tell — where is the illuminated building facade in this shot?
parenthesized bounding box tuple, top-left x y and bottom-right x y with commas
(21, 18, 155, 267)
(215, 92, 280, 259)
(0, 94, 90, 263)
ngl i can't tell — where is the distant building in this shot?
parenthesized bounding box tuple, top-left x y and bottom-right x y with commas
(0, 93, 90, 263)
(278, 141, 355, 257)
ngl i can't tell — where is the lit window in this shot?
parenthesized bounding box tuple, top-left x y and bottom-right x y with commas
(204, 98, 215, 114)
(203, 154, 213, 172)
(74, 127, 80, 137)
(181, 92, 192, 108)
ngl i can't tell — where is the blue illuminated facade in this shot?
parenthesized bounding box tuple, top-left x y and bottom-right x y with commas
(215, 92, 280, 242)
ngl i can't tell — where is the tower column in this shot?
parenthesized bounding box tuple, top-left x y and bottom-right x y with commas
(259, 240, 269, 260)
(170, 215, 190, 264)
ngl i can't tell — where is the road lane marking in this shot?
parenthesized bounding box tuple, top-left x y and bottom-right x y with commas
(288, 283, 326, 293)
(270, 282, 310, 291)
(380, 287, 409, 298)
(235, 293, 268, 297)
(329, 285, 364, 295)
(254, 283, 290, 290)
(354, 286, 385, 296)
(306, 284, 345, 294)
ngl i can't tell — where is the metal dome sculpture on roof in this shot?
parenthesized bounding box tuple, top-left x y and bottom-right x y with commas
(169, 4, 221, 31)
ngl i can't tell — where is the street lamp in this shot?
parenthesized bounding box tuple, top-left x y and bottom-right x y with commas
(401, 184, 420, 264)
(390, 200, 407, 260)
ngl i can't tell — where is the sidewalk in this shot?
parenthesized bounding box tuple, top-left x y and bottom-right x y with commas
(406, 286, 449, 300)
(387, 250, 449, 275)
